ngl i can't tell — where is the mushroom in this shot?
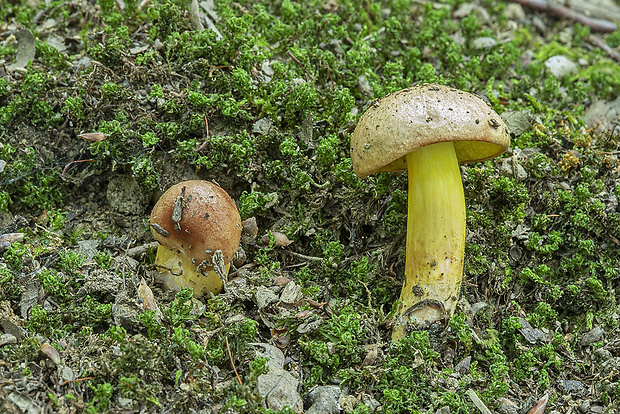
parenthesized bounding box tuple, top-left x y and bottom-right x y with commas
(350, 84, 510, 340)
(150, 180, 242, 298)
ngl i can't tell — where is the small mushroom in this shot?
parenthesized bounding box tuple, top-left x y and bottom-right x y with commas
(350, 84, 510, 340)
(150, 180, 242, 297)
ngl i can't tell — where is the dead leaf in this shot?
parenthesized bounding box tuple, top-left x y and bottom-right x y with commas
(40, 343, 61, 364)
(261, 231, 292, 247)
(272, 275, 291, 287)
(78, 132, 109, 142)
(137, 278, 162, 320)
(527, 394, 549, 414)
(7, 29, 36, 72)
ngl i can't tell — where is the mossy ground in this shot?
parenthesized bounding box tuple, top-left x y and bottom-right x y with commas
(1, 0, 620, 412)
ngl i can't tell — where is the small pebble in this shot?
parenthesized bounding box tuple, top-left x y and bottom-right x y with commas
(503, 3, 525, 20)
(473, 37, 497, 49)
(544, 55, 578, 78)
(559, 379, 584, 394)
(305, 385, 341, 414)
(580, 325, 604, 346)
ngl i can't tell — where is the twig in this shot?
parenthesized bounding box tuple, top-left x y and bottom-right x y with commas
(196, 114, 210, 152)
(137, 0, 150, 11)
(60, 376, 95, 386)
(226, 337, 242, 385)
(586, 34, 620, 63)
(510, 0, 617, 33)
(325, 65, 335, 89)
(61, 159, 94, 177)
(279, 250, 324, 262)
(287, 50, 308, 82)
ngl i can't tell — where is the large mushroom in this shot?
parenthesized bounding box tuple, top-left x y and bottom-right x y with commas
(350, 84, 510, 340)
(150, 180, 242, 298)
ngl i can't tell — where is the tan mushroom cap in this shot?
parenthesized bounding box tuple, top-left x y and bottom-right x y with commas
(350, 84, 511, 179)
(150, 180, 241, 266)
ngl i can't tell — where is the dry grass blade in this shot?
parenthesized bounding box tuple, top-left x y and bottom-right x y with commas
(466, 389, 492, 414)
(226, 337, 242, 385)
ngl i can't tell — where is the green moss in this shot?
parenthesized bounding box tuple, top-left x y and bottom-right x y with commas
(3, 235, 25, 266)
(0, 72, 60, 126)
(0, 267, 20, 300)
(449, 312, 473, 350)
(25, 305, 62, 338)
(86, 382, 113, 413)
(162, 288, 196, 327)
(38, 269, 68, 300)
(239, 190, 277, 219)
(300, 305, 365, 384)
(100, 82, 129, 101)
(376, 331, 444, 413)
(36, 40, 68, 70)
(501, 317, 564, 391)
(93, 251, 113, 270)
(58, 250, 85, 274)
(117, 375, 162, 409)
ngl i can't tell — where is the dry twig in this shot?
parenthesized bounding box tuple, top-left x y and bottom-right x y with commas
(61, 159, 94, 177)
(60, 377, 96, 387)
(279, 250, 325, 262)
(196, 114, 210, 152)
(586, 34, 620, 63)
(510, 0, 617, 33)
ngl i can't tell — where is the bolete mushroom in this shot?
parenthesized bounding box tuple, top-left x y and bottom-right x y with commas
(150, 180, 242, 298)
(350, 84, 510, 340)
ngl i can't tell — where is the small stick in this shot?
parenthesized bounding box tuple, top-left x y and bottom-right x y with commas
(60, 376, 95, 386)
(586, 34, 620, 63)
(137, 0, 150, 11)
(61, 159, 94, 176)
(279, 250, 324, 262)
(287, 50, 309, 82)
(197, 114, 210, 152)
(509, 0, 617, 32)
(325, 65, 335, 89)
(226, 337, 242, 385)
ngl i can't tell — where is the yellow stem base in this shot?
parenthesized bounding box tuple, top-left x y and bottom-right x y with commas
(155, 244, 227, 298)
(392, 141, 466, 341)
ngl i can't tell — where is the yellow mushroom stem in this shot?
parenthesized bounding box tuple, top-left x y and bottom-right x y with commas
(392, 141, 466, 341)
(154, 244, 229, 297)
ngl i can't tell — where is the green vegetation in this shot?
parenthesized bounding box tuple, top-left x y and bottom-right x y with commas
(1, 0, 619, 411)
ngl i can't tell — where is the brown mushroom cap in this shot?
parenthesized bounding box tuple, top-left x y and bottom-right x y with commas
(350, 84, 511, 179)
(150, 180, 241, 266)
